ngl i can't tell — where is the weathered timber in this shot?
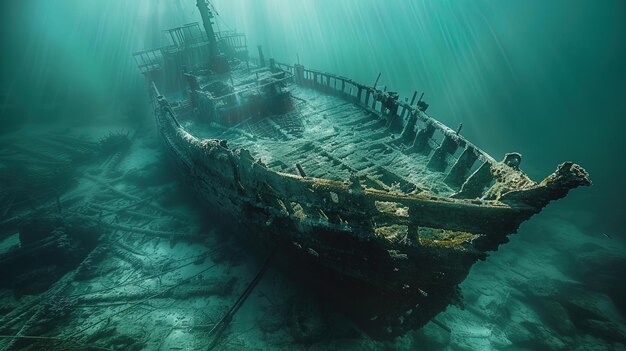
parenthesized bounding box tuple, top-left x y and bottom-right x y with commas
(427, 135, 459, 171)
(134, 9, 590, 340)
(444, 147, 479, 188)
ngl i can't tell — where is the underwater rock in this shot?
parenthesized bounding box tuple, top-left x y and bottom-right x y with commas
(473, 292, 511, 323)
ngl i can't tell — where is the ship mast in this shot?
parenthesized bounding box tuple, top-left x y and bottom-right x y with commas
(196, 0, 218, 60)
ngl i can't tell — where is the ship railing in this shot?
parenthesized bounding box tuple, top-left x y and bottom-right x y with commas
(216, 31, 247, 46)
(133, 48, 165, 74)
(164, 23, 208, 49)
(274, 62, 294, 74)
(272, 60, 498, 194)
(216, 31, 248, 57)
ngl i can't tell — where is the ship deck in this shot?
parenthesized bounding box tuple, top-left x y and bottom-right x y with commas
(177, 86, 456, 196)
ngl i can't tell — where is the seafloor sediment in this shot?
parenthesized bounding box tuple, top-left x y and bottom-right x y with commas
(0, 123, 624, 350)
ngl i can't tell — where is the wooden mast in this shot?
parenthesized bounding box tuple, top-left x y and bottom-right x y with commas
(196, 0, 218, 60)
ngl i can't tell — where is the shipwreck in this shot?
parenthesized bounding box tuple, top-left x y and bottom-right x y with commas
(133, 0, 590, 339)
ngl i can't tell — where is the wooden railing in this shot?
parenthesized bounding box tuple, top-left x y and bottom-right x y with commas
(271, 60, 499, 193)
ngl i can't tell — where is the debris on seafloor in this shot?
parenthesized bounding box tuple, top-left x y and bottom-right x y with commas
(0, 127, 251, 351)
(207, 249, 275, 350)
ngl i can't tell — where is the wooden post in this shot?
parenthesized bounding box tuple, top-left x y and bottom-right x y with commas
(269, 58, 275, 71)
(402, 91, 418, 119)
(399, 111, 418, 144)
(294, 64, 305, 85)
(257, 45, 265, 67)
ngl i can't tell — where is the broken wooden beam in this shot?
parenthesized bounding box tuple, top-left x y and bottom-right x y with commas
(207, 249, 276, 350)
(82, 174, 187, 220)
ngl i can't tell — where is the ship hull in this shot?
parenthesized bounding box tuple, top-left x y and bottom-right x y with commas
(148, 59, 589, 339)
(156, 106, 476, 338)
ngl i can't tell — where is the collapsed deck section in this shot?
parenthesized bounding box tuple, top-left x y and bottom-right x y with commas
(173, 61, 503, 198)
(182, 86, 459, 196)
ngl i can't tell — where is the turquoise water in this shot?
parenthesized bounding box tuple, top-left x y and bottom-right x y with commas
(0, 1, 625, 350)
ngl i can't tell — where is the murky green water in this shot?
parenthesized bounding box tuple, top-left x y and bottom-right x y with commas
(1, 1, 625, 350)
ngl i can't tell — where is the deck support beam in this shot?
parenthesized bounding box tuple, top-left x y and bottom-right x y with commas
(444, 147, 479, 188)
(408, 124, 435, 154)
(452, 162, 494, 199)
(398, 112, 418, 145)
(427, 136, 458, 171)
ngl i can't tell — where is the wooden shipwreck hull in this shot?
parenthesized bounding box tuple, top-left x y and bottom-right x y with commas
(136, 1, 590, 340)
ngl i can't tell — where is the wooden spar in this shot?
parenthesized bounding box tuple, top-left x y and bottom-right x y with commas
(196, 0, 218, 58)
(207, 249, 276, 350)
